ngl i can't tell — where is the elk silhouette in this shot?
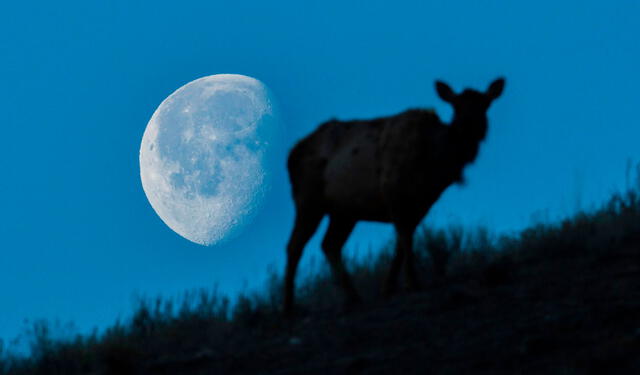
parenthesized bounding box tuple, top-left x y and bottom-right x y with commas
(284, 78, 505, 315)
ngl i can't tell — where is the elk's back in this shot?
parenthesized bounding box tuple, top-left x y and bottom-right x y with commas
(288, 109, 445, 221)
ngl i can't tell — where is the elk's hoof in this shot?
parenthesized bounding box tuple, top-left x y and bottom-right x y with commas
(342, 295, 363, 313)
(283, 305, 310, 320)
(381, 285, 397, 299)
(283, 309, 294, 319)
(404, 281, 423, 293)
(348, 293, 363, 305)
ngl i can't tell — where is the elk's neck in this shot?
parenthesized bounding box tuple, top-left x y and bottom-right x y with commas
(448, 116, 488, 170)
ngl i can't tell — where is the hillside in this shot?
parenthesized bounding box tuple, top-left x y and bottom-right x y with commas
(2, 191, 640, 374)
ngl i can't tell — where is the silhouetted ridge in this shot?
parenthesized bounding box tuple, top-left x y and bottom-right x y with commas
(2, 186, 640, 374)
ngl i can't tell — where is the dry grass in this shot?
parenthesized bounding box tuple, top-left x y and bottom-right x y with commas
(2, 184, 640, 374)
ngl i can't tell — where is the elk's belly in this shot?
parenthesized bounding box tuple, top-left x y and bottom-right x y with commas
(322, 145, 391, 221)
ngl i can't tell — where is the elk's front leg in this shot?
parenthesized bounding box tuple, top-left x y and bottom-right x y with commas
(383, 222, 420, 296)
(402, 229, 421, 291)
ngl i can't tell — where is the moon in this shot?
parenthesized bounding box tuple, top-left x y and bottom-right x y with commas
(139, 74, 279, 246)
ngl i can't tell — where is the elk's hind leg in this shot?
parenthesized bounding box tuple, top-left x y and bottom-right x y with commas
(322, 216, 361, 308)
(284, 209, 323, 316)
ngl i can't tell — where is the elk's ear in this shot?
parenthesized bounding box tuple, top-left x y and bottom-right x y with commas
(435, 81, 456, 103)
(486, 78, 505, 100)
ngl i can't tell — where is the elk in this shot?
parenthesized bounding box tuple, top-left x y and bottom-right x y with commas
(283, 78, 505, 315)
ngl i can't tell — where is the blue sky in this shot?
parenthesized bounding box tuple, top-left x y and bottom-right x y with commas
(1, 1, 639, 347)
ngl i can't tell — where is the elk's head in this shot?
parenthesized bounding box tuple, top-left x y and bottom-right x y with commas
(436, 78, 505, 140)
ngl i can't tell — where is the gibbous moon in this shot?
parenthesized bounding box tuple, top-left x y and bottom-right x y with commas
(139, 74, 279, 245)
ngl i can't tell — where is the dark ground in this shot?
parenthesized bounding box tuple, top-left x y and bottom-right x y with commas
(145, 238, 639, 375)
(3, 194, 640, 375)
